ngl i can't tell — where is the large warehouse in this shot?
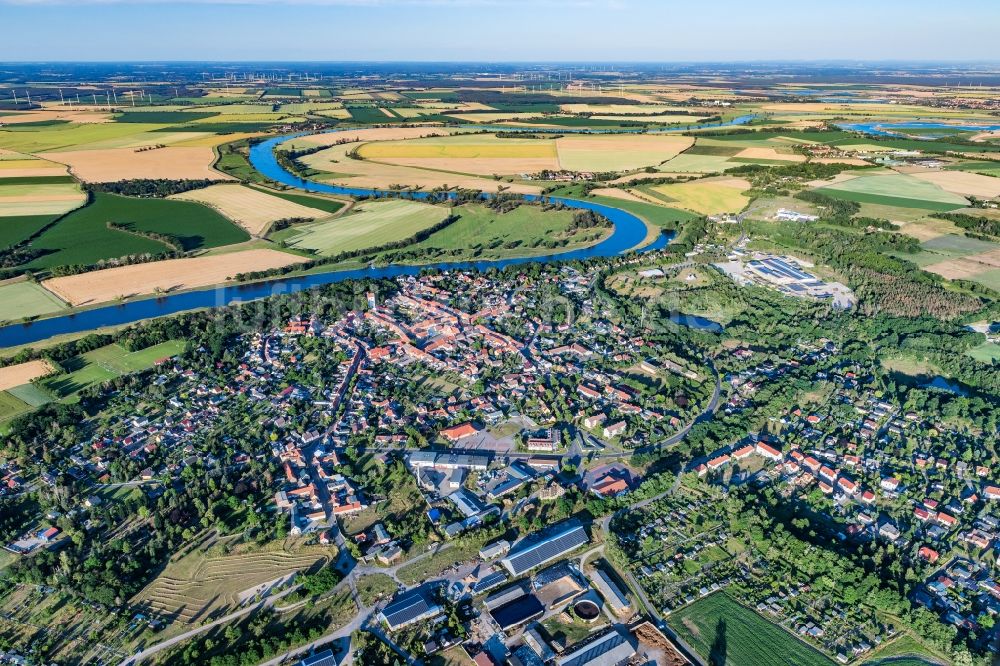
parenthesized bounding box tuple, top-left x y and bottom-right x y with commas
(500, 520, 589, 576)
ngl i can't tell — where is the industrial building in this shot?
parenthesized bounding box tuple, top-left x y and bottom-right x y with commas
(380, 586, 443, 632)
(555, 627, 638, 666)
(500, 520, 589, 576)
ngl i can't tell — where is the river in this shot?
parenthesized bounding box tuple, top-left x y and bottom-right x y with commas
(0, 116, 754, 348)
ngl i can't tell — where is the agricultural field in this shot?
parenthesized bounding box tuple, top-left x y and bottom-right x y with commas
(356, 134, 560, 175)
(0, 358, 56, 391)
(556, 134, 694, 172)
(906, 169, 1000, 199)
(21, 191, 249, 271)
(297, 139, 542, 195)
(647, 177, 751, 215)
(353, 132, 693, 176)
(46, 146, 228, 182)
(672, 592, 835, 666)
(968, 342, 1000, 363)
(381, 201, 609, 261)
(253, 187, 347, 214)
(277, 199, 447, 255)
(42, 247, 304, 306)
(171, 183, 332, 236)
(0, 281, 67, 321)
(902, 233, 1000, 291)
(133, 538, 332, 627)
(0, 390, 32, 424)
(0, 180, 85, 217)
(813, 173, 969, 212)
(39, 340, 185, 399)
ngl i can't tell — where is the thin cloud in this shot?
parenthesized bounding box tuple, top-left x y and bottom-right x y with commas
(3, 0, 620, 5)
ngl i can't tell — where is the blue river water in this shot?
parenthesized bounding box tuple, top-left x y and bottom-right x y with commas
(0, 117, 753, 348)
(838, 120, 1000, 137)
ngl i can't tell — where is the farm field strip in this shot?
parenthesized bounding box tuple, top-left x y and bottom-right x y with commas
(0, 359, 57, 391)
(0, 282, 68, 322)
(39, 340, 186, 399)
(649, 177, 751, 215)
(171, 183, 331, 235)
(41, 248, 305, 306)
(672, 592, 835, 666)
(280, 199, 447, 255)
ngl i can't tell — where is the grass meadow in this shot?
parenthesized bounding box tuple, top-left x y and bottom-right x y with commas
(40, 340, 185, 400)
(278, 199, 446, 255)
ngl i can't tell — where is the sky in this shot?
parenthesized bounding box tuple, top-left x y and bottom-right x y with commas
(2, 0, 999, 62)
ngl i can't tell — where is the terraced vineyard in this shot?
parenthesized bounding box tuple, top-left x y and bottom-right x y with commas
(133, 540, 332, 625)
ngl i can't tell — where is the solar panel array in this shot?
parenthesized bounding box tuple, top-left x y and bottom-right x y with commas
(381, 588, 437, 629)
(502, 523, 588, 575)
(556, 629, 635, 666)
(472, 570, 509, 595)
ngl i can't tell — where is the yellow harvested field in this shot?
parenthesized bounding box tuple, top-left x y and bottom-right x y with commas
(590, 114, 708, 123)
(299, 141, 541, 194)
(923, 258, 990, 281)
(171, 184, 330, 236)
(44, 146, 228, 183)
(43, 249, 305, 306)
(171, 132, 262, 148)
(908, 170, 1000, 199)
(651, 177, 751, 215)
(555, 135, 694, 172)
(560, 104, 697, 115)
(0, 359, 56, 391)
(964, 249, 1000, 268)
(734, 147, 806, 162)
(290, 127, 456, 148)
(589, 187, 651, 203)
(811, 157, 870, 166)
(892, 217, 958, 242)
(445, 112, 544, 123)
(373, 156, 558, 175)
(358, 137, 559, 175)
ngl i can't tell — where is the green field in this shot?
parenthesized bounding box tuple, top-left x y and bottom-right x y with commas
(0, 390, 33, 424)
(278, 199, 446, 255)
(659, 154, 738, 173)
(394, 202, 599, 259)
(0, 214, 58, 249)
(0, 281, 67, 322)
(0, 122, 168, 153)
(253, 187, 347, 214)
(347, 105, 398, 124)
(815, 174, 968, 212)
(113, 111, 218, 124)
(23, 192, 249, 270)
(582, 193, 700, 228)
(0, 175, 76, 186)
(968, 342, 1000, 363)
(672, 592, 835, 666)
(215, 146, 267, 183)
(919, 234, 998, 257)
(6, 382, 53, 407)
(41, 340, 185, 399)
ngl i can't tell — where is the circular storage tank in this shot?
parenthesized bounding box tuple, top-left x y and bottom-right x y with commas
(573, 598, 601, 622)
